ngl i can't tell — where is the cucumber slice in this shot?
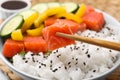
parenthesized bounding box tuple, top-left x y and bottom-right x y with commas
(19, 9, 38, 19)
(47, 2, 60, 8)
(61, 2, 79, 13)
(0, 15, 24, 37)
(31, 3, 48, 14)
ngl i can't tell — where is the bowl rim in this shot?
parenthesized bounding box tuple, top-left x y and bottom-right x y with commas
(0, 0, 31, 13)
(0, 9, 120, 80)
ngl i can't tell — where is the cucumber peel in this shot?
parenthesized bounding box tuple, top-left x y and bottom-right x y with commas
(0, 15, 24, 37)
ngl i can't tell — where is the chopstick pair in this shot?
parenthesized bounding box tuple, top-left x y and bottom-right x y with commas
(56, 32, 120, 51)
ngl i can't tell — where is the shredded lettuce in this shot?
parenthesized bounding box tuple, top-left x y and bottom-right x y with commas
(19, 51, 26, 56)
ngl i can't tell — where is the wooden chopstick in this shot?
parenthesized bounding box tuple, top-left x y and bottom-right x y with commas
(56, 32, 120, 51)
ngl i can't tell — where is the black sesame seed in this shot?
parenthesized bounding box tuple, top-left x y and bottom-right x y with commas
(76, 68, 78, 70)
(76, 48, 79, 50)
(93, 70, 96, 72)
(57, 54, 61, 58)
(44, 64, 46, 67)
(88, 33, 91, 35)
(41, 63, 44, 65)
(59, 67, 61, 68)
(106, 27, 111, 30)
(27, 58, 30, 59)
(39, 66, 41, 68)
(83, 45, 85, 47)
(97, 48, 99, 50)
(36, 60, 38, 62)
(32, 57, 35, 62)
(43, 56, 46, 58)
(87, 54, 90, 58)
(109, 49, 112, 52)
(65, 66, 67, 70)
(52, 68, 58, 72)
(76, 58, 78, 61)
(83, 62, 86, 66)
(56, 49, 58, 53)
(85, 51, 88, 54)
(53, 52, 56, 54)
(72, 57, 74, 60)
(50, 65, 52, 68)
(68, 62, 71, 65)
(50, 60, 53, 64)
(22, 57, 26, 60)
(25, 60, 28, 63)
(75, 62, 78, 65)
(70, 47, 72, 50)
(31, 54, 34, 56)
(82, 49, 84, 51)
(97, 35, 100, 37)
(69, 65, 71, 68)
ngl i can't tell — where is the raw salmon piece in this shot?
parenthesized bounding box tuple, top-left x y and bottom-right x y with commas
(83, 12, 105, 31)
(24, 36, 47, 53)
(3, 39, 24, 58)
(43, 19, 85, 51)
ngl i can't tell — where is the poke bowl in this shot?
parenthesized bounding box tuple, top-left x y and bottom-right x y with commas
(0, 2, 120, 80)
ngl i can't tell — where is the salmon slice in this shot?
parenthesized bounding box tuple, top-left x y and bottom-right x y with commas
(24, 36, 47, 53)
(3, 39, 24, 58)
(43, 19, 86, 51)
(83, 11, 105, 31)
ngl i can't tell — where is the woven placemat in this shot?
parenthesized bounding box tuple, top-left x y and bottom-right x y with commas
(0, 0, 120, 80)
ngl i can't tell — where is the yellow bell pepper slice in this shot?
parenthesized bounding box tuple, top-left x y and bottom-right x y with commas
(34, 13, 47, 28)
(46, 6, 66, 16)
(19, 10, 39, 33)
(11, 29, 23, 41)
(56, 13, 83, 23)
(27, 24, 44, 36)
(34, 6, 66, 28)
(76, 3, 86, 17)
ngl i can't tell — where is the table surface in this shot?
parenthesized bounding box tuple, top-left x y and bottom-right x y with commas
(0, 0, 120, 80)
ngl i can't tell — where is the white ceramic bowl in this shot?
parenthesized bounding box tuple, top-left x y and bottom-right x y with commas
(0, 0, 31, 19)
(0, 10, 120, 80)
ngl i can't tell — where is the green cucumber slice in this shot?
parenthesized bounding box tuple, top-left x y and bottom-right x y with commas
(19, 9, 37, 19)
(47, 2, 60, 8)
(61, 2, 79, 13)
(0, 15, 24, 37)
(31, 3, 48, 14)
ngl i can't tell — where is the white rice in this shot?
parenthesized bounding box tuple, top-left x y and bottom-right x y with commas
(13, 24, 120, 80)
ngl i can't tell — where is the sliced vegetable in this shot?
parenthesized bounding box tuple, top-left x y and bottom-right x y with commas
(48, 2, 60, 8)
(42, 19, 83, 51)
(19, 51, 26, 56)
(83, 11, 105, 31)
(61, 2, 79, 13)
(0, 15, 24, 37)
(19, 9, 39, 33)
(34, 12, 48, 27)
(31, 3, 48, 14)
(27, 24, 44, 36)
(55, 13, 83, 23)
(75, 3, 86, 17)
(24, 36, 47, 53)
(34, 6, 66, 27)
(3, 39, 24, 58)
(46, 6, 66, 16)
(11, 29, 23, 41)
